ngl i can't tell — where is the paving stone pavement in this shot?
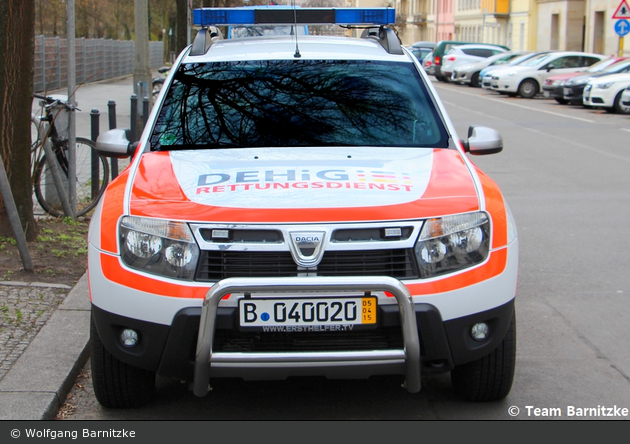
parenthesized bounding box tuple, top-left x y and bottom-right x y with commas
(0, 281, 72, 382)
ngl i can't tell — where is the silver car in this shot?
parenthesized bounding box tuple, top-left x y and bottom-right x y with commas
(441, 44, 508, 82)
(451, 51, 529, 87)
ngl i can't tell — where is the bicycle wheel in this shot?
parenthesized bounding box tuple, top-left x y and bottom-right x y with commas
(34, 137, 110, 218)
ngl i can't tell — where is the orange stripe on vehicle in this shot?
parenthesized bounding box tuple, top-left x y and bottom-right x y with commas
(476, 168, 508, 249)
(421, 149, 479, 200)
(99, 169, 130, 253)
(405, 248, 508, 295)
(100, 253, 210, 299)
(131, 151, 191, 202)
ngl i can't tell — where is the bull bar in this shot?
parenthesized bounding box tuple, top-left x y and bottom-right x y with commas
(193, 276, 421, 397)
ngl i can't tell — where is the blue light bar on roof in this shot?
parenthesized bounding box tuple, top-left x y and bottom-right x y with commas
(193, 7, 396, 27)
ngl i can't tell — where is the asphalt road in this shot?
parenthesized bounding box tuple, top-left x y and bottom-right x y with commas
(60, 79, 630, 420)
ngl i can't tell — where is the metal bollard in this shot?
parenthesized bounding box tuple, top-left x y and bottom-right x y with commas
(142, 96, 150, 129)
(90, 109, 100, 200)
(130, 94, 138, 143)
(107, 100, 119, 179)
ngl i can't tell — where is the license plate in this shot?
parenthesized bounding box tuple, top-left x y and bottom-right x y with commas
(563, 87, 571, 96)
(543, 91, 550, 97)
(239, 297, 377, 329)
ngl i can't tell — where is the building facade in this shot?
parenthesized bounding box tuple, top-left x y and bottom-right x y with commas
(361, 0, 628, 57)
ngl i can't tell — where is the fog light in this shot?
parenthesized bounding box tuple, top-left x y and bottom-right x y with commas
(470, 323, 489, 341)
(120, 329, 139, 347)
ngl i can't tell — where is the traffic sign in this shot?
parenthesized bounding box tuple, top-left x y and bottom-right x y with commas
(615, 19, 630, 36)
(612, 0, 630, 19)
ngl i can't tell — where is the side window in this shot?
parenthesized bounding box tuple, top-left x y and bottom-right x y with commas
(564, 57, 580, 68)
(476, 49, 495, 57)
(462, 48, 483, 56)
(581, 56, 602, 67)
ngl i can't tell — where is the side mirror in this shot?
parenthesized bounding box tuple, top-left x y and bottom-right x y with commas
(462, 126, 503, 155)
(95, 128, 137, 158)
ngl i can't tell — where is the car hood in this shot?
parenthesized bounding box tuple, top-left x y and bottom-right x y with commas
(127, 147, 480, 223)
(589, 73, 630, 85)
(546, 72, 582, 82)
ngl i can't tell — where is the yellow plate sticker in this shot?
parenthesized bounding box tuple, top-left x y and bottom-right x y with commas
(361, 297, 377, 324)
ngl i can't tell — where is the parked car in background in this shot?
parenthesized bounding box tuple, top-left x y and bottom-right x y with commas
(481, 51, 550, 90)
(491, 51, 607, 98)
(563, 58, 630, 105)
(422, 51, 435, 75)
(542, 57, 626, 104)
(583, 73, 630, 114)
(441, 44, 508, 82)
(452, 51, 530, 87)
(408, 41, 436, 63)
(431, 40, 509, 81)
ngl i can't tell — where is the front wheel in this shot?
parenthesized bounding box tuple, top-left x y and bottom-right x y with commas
(34, 137, 109, 218)
(613, 91, 630, 114)
(90, 315, 156, 408)
(469, 72, 480, 88)
(517, 79, 539, 99)
(450, 311, 516, 402)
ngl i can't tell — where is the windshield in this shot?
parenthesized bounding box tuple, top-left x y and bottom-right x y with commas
(586, 58, 620, 73)
(521, 53, 554, 67)
(150, 60, 449, 150)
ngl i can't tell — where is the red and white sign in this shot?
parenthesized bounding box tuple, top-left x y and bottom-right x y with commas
(613, 0, 630, 19)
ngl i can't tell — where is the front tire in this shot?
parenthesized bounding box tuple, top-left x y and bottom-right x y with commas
(451, 311, 516, 402)
(517, 79, 539, 99)
(613, 91, 630, 114)
(90, 315, 156, 408)
(469, 72, 480, 88)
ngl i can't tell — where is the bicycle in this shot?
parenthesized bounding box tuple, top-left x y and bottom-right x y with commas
(152, 67, 170, 98)
(31, 93, 109, 217)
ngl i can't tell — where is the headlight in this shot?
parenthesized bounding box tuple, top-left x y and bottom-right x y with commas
(574, 77, 590, 86)
(596, 82, 614, 89)
(119, 216, 200, 280)
(552, 80, 565, 86)
(414, 212, 490, 278)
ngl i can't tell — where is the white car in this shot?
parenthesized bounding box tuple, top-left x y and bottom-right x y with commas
(90, 6, 518, 408)
(451, 51, 529, 87)
(440, 44, 508, 82)
(480, 51, 550, 90)
(582, 73, 630, 114)
(491, 51, 607, 98)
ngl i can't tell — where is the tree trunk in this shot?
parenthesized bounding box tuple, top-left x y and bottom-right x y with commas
(175, 0, 188, 55)
(0, 0, 38, 241)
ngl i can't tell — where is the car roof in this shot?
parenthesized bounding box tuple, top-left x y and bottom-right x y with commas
(184, 34, 411, 63)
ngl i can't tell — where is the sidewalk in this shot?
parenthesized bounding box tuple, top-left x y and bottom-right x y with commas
(0, 275, 90, 420)
(0, 74, 154, 420)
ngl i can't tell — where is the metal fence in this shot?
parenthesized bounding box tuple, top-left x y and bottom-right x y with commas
(33, 36, 164, 93)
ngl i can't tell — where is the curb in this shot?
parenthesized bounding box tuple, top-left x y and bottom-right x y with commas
(0, 273, 90, 420)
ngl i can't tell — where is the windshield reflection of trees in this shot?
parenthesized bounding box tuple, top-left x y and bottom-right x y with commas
(151, 60, 444, 149)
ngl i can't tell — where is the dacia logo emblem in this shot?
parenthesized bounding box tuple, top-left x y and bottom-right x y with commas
(289, 231, 326, 267)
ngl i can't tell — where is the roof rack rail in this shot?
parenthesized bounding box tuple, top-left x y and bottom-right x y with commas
(360, 26, 403, 55)
(190, 26, 224, 56)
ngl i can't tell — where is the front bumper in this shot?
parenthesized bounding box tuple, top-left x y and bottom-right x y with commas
(491, 76, 518, 93)
(91, 278, 515, 395)
(563, 85, 585, 103)
(542, 85, 563, 98)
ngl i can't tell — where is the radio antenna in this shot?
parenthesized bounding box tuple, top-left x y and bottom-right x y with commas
(292, 0, 301, 58)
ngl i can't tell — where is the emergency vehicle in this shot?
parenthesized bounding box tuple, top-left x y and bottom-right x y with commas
(89, 6, 519, 408)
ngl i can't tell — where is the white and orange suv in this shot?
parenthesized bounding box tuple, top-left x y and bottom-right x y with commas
(89, 7, 519, 408)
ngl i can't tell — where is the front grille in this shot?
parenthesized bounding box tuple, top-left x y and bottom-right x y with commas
(195, 249, 418, 281)
(213, 327, 403, 352)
